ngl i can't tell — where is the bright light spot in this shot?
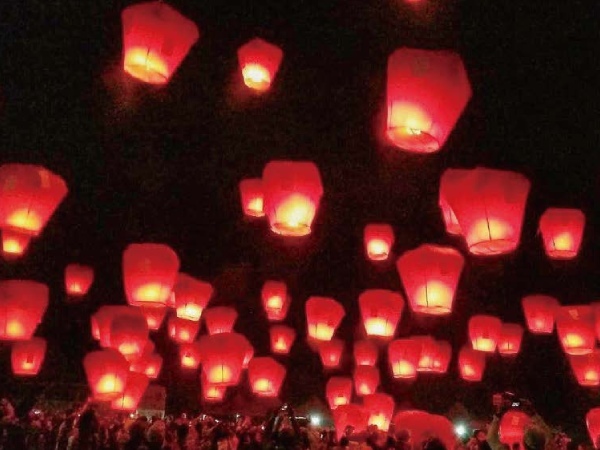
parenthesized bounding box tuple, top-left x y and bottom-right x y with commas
(274, 337, 287, 352)
(387, 102, 438, 153)
(246, 196, 265, 216)
(310, 415, 321, 426)
(414, 281, 453, 314)
(176, 304, 203, 321)
(124, 47, 169, 84)
(367, 239, 390, 260)
(271, 194, 316, 236)
(310, 324, 334, 341)
(392, 361, 416, 378)
(207, 364, 233, 384)
(473, 337, 496, 352)
(7, 210, 42, 233)
(563, 333, 585, 350)
(364, 318, 394, 337)
(134, 283, 166, 304)
(455, 424, 467, 437)
(467, 218, 515, 255)
(242, 64, 271, 91)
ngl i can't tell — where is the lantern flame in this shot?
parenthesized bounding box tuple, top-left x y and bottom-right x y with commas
(124, 47, 169, 84)
(242, 64, 272, 91)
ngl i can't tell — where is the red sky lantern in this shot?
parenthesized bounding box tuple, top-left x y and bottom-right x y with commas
(499, 411, 531, 446)
(121, 1, 199, 85)
(432, 341, 451, 374)
(458, 346, 486, 382)
(305, 296, 345, 342)
(201, 373, 227, 403)
(270, 325, 296, 355)
(497, 323, 524, 356)
(440, 167, 531, 256)
(11, 337, 47, 376)
(439, 169, 469, 236)
(416, 337, 451, 373)
(84, 349, 129, 401)
(586, 408, 600, 447)
(237, 38, 283, 92)
(326, 377, 353, 409)
(364, 393, 395, 431)
(173, 273, 213, 322)
(248, 357, 286, 397)
(261, 280, 291, 321)
(262, 161, 324, 237)
(386, 48, 471, 153)
(123, 243, 180, 307)
(111, 372, 149, 411)
(539, 208, 585, 260)
(469, 315, 502, 352)
(92, 305, 131, 346)
(332, 404, 369, 441)
(64, 264, 94, 297)
(354, 340, 379, 367)
(318, 338, 344, 369)
(239, 178, 265, 218)
(179, 341, 202, 369)
(2, 229, 32, 259)
(388, 338, 421, 379)
(353, 365, 380, 396)
(359, 289, 404, 338)
(204, 306, 238, 335)
(199, 333, 247, 386)
(139, 306, 168, 331)
(130, 352, 163, 379)
(570, 351, 600, 387)
(556, 305, 595, 355)
(364, 224, 395, 261)
(109, 311, 149, 362)
(397, 244, 464, 316)
(521, 294, 560, 334)
(168, 316, 200, 344)
(0, 280, 49, 341)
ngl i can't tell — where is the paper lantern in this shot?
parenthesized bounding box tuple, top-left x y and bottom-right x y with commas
(539, 208, 585, 259)
(123, 243, 180, 307)
(262, 161, 324, 237)
(201, 374, 227, 403)
(269, 325, 296, 355)
(64, 264, 94, 297)
(326, 377, 353, 409)
(458, 346, 486, 382)
(397, 244, 464, 315)
(168, 316, 200, 344)
(198, 333, 247, 386)
(570, 351, 600, 387)
(109, 311, 149, 362)
(91, 306, 131, 346)
(121, 1, 199, 84)
(364, 393, 394, 431)
(2, 229, 32, 259)
(11, 337, 47, 376)
(130, 352, 163, 379)
(179, 341, 202, 369)
(497, 323, 524, 356)
(353, 366, 380, 396)
(440, 167, 531, 256)
(359, 289, 404, 338)
(204, 306, 238, 335)
(318, 338, 344, 369)
(556, 305, 595, 355)
(174, 273, 213, 322)
(416, 337, 451, 373)
(248, 357, 286, 397)
(139, 306, 168, 331)
(0, 280, 49, 341)
(386, 48, 471, 153)
(261, 280, 291, 321)
(305, 296, 345, 342)
(239, 178, 265, 217)
(469, 315, 502, 352)
(332, 404, 369, 441)
(354, 340, 378, 366)
(83, 349, 129, 401)
(439, 169, 469, 235)
(237, 38, 283, 92)
(521, 294, 560, 334)
(111, 372, 149, 411)
(388, 338, 421, 379)
(364, 224, 395, 261)
(586, 408, 600, 447)
(499, 411, 531, 446)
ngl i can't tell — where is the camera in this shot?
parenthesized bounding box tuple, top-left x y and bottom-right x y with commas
(493, 392, 534, 416)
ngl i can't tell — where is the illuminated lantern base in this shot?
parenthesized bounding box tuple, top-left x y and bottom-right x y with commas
(206, 364, 234, 385)
(472, 338, 496, 353)
(94, 374, 127, 401)
(367, 239, 390, 261)
(242, 64, 271, 91)
(270, 194, 316, 237)
(562, 333, 592, 356)
(1, 229, 32, 259)
(413, 282, 453, 315)
(176, 304, 203, 322)
(387, 103, 438, 153)
(124, 48, 169, 85)
(368, 413, 390, 432)
(392, 361, 417, 379)
(466, 219, 516, 256)
(364, 318, 395, 338)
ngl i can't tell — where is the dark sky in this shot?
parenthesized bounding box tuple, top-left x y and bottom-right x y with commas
(1, 0, 599, 440)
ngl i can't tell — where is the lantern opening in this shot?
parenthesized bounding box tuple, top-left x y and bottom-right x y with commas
(207, 364, 233, 384)
(242, 63, 271, 91)
(392, 361, 417, 379)
(2, 230, 31, 257)
(467, 218, 515, 255)
(413, 281, 453, 315)
(387, 103, 439, 153)
(124, 47, 169, 84)
(246, 197, 264, 217)
(270, 194, 316, 236)
(367, 239, 390, 260)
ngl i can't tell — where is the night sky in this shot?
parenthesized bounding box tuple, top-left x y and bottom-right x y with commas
(1, 0, 599, 440)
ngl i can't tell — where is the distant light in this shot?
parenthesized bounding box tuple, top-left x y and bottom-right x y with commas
(455, 423, 467, 437)
(310, 414, 321, 426)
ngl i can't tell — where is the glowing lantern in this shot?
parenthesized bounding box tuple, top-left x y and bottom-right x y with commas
(121, 1, 199, 84)
(388, 338, 421, 379)
(204, 306, 238, 335)
(139, 306, 168, 331)
(364, 224, 395, 261)
(64, 264, 94, 297)
(359, 289, 404, 338)
(305, 296, 345, 342)
(92, 306, 132, 346)
(440, 167, 531, 256)
(556, 305, 595, 355)
(326, 377, 353, 409)
(131, 352, 163, 379)
(354, 340, 378, 366)
(570, 351, 600, 387)
(239, 178, 265, 217)
(0, 280, 49, 341)
(430, 341, 451, 374)
(469, 315, 502, 352)
(168, 316, 200, 344)
(318, 338, 344, 369)
(397, 244, 464, 315)
(539, 208, 585, 260)
(521, 294, 560, 334)
(237, 38, 283, 92)
(261, 280, 291, 321)
(83, 349, 129, 401)
(353, 366, 380, 396)
(439, 169, 469, 235)
(458, 346, 486, 382)
(364, 393, 394, 431)
(2, 230, 32, 259)
(179, 342, 202, 369)
(416, 337, 450, 373)
(499, 411, 531, 446)
(111, 372, 149, 411)
(497, 323, 524, 356)
(109, 310, 149, 362)
(269, 325, 296, 355)
(174, 273, 213, 321)
(586, 408, 600, 447)
(386, 48, 471, 153)
(332, 404, 369, 441)
(123, 243, 180, 307)
(262, 161, 324, 237)
(11, 337, 46, 376)
(201, 374, 227, 403)
(248, 357, 286, 397)
(199, 332, 247, 386)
